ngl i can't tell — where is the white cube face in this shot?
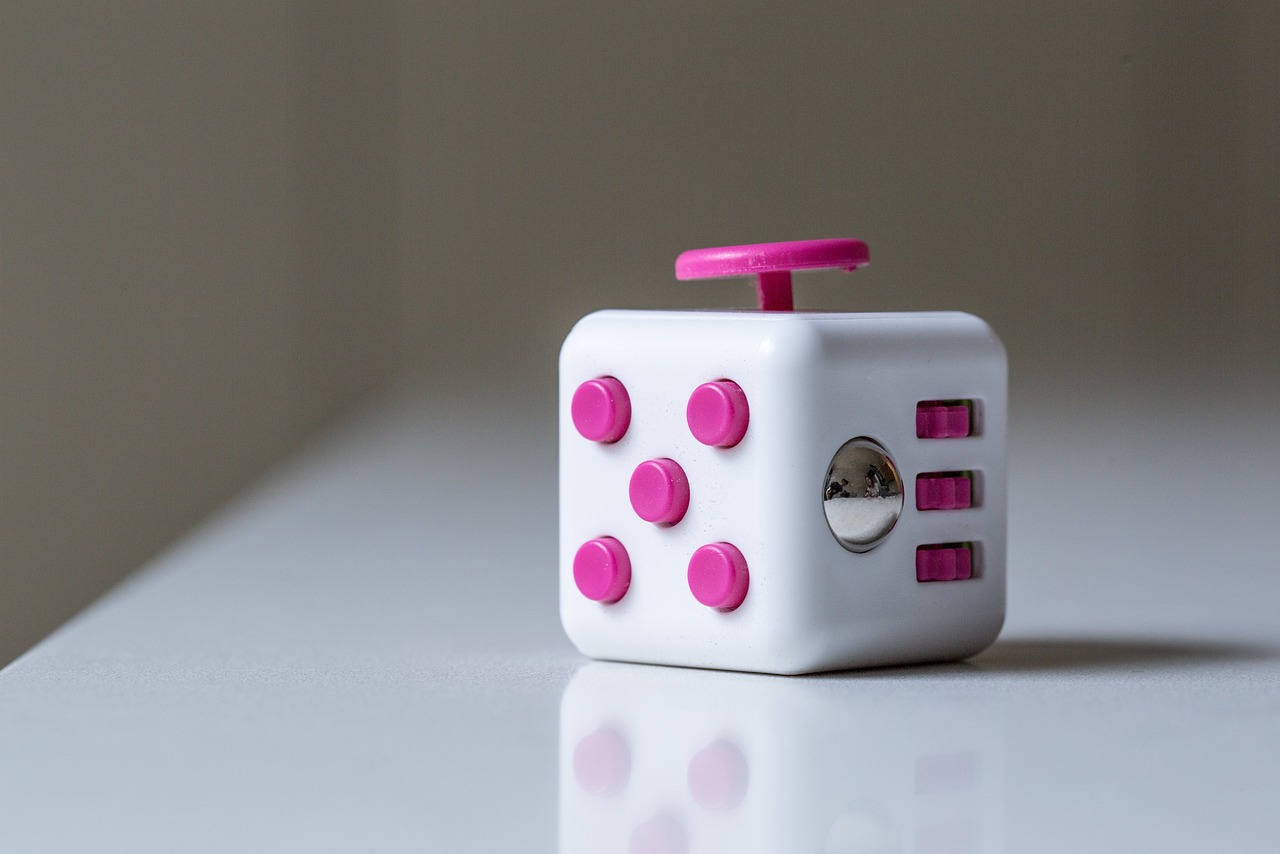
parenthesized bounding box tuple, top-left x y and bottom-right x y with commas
(560, 310, 1006, 674)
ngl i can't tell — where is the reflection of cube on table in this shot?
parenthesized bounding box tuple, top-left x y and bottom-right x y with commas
(560, 663, 1007, 854)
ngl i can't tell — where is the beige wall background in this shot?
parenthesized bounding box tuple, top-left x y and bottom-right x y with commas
(2, 1, 1276, 664)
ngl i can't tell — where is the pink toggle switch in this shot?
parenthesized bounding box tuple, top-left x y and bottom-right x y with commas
(572, 376, 631, 443)
(629, 458, 690, 525)
(916, 472, 973, 510)
(686, 380, 750, 448)
(687, 542, 749, 610)
(916, 544, 974, 582)
(574, 537, 632, 602)
(916, 400, 972, 439)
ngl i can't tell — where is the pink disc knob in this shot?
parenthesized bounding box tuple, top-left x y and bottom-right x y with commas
(572, 377, 631, 443)
(686, 380, 749, 448)
(573, 537, 632, 602)
(629, 459, 690, 525)
(674, 238, 870, 312)
(687, 542, 749, 610)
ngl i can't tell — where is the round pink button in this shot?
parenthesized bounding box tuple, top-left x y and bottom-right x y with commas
(686, 380, 749, 448)
(629, 459, 690, 525)
(573, 727, 631, 796)
(571, 376, 631, 443)
(573, 537, 631, 603)
(629, 815, 687, 854)
(687, 739, 749, 811)
(687, 542, 749, 610)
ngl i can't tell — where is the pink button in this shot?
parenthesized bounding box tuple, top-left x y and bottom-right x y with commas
(916, 544, 974, 582)
(629, 459, 690, 525)
(574, 537, 632, 602)
(572, 377, 631, 443)
(628, 815, 687, 854)
(573, 727, 631, 796)
(916, 400, 972, 439)
(916, 472, 973, 510)
(686, 380, 749, 448)
(687, 542, 749, 610)
(687, 739, 749, 811)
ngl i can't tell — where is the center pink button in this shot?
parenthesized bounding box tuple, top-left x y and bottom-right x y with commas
(629, 458, 690, 525)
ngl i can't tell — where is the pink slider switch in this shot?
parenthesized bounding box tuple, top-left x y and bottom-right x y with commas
(916, 544, 973, 582)
(916, 472, 973, 511)
(917, 400, 972, 439)
(675, 238, 870, 312)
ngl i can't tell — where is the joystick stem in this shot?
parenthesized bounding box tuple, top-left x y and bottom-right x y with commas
(756, 270, 794, 312)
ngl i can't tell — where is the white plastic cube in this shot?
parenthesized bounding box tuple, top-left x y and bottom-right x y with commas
(559, 309, 1006, 674)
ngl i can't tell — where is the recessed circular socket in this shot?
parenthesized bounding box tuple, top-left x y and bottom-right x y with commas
(822, 438, 904, 553)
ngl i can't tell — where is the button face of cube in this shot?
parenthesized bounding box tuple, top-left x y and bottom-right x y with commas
(560, 309, 1007, 674)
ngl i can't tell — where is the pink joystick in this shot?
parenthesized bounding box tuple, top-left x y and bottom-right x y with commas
(572, 377, 631, 443)
(574, 537, 632, 602)
(675, 238, 870, 311)
(687, 380, 749, 448)
(687, 542, 749, 610)
(629, 459, 690, 525)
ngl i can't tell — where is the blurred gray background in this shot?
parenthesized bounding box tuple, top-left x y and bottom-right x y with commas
(1, 1, 1276, 665)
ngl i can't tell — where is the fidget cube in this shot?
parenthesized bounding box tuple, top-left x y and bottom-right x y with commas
(561, 663, 1004, 853)
(558, 240, 1007, 674)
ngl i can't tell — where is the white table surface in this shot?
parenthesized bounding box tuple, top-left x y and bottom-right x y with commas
(2, 386, 1276, 853)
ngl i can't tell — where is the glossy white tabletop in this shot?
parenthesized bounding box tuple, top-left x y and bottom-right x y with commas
(1, 387, 1276, 852)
